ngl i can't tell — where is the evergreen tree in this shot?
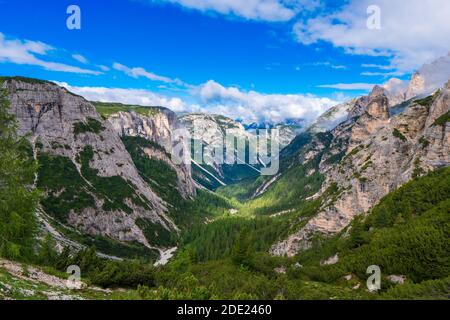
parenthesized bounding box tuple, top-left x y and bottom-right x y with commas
(232, 232, 252, 267)
(37, 234, 59, 265)
(0, 88, 40, 260)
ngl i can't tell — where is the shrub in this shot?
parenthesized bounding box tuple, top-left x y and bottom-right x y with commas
(433, 111, 450, 127)
(393, 128, 407, 142)
(73, 117, 105, 136)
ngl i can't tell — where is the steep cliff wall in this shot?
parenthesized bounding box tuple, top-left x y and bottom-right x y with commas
(100, 105, 196, 199)
(271, 82, 450, 257)
(1, 77, 192, 253)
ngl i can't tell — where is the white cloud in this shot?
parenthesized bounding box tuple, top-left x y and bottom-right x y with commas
(360, 63, 408, 77)
(331, 65, 346, 70)
(0, 33, 102, 75)
(361, 64, 395, 71)
(318, 83, 377, 91)
(361, 71, 404, 77)
(194, 80, 338, 124)
(54, 79, 338, 125)
(54, 81, 200, 113)
(382, 77, 407, 94)
(72, 54, 88, 64)
(113, 62, 186, 86)
(98, 65, 110, 71)
(415, 53, 450, 92)
(293, 0, 450, 73)
(154, 0, 320, 21)
(309, 61, 347, 70)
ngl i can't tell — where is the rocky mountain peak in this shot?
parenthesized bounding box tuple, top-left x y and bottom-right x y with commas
(405, 72, 426, 100)
(271, 79, 450, 257)
(369, 85, 386, 98)
(404, 53, 450, 100)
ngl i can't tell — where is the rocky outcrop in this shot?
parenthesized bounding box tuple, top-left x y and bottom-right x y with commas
(387, 275, 407, 284)
(405, 53, 450, 99)
(271, 81, 450, 257)
(349, 89, 390, 150)
(106, 110, 196, 199)
(274, 124, 299, 148)
(405, 72, 427, 100)
(1, 78, 182, 250)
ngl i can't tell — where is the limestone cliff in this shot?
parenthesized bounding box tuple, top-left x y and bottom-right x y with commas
(1, 77, 190, 252)
(102, 107, 196, 199)
(271, 81, 450, 257)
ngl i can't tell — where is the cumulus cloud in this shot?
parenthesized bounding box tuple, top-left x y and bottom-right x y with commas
(55, 81, 200, 113)
(151, 0, 321, 21)
(54, 79, 338, 125)
(293, 0, 450, 73)
(416, 53, 450, 92)
(194, 80, 338, 124)
(382, 77, 408, 94)
(0, 33, 102, 75)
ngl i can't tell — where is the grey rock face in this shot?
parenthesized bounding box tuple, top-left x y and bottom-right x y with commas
(106, 110, 196, 199)
(271, 82, 450, 257)
(2, 78, 183, 249)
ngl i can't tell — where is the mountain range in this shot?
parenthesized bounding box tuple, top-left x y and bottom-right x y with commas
(0, 54, 449, 300)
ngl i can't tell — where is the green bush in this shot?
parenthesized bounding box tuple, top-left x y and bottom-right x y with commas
(37, 153, 95, 221)
(78, 145, 151, 214)
(433, 111, 450, 127)
(73, 117, 105, 136)
(393, 128, 407, 142)
(54, 246, 156, 288)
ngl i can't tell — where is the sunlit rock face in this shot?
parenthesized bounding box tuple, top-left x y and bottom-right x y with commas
(106, 109, 196, 199)
(2, 78, 196, 251)
(271, 78, 450, 257)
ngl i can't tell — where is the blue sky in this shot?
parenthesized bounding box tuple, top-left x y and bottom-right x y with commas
(0, 0, 449, 123)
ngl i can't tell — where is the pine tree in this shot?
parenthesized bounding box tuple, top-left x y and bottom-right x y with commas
(0, 87, 40, 260)
(232, 232, 251, 267)
(37, 234, 58, 265)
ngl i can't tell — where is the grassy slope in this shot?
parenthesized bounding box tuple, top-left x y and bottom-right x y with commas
(92, 101, 164, 119)
(293, 167, 450, 298)
(218, 132, 331, 217)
